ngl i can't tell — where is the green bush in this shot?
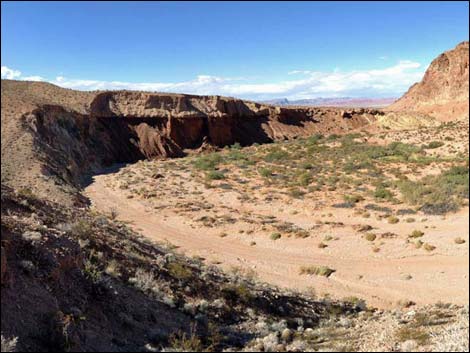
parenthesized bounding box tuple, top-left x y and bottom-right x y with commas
(424, 141, 444, 149)
(344, 194, 364, 203)
(374, 186, 393, 200)
(264, 149, 289, 162)
(206, 170, 225, 180)
(259, 168, 273, 178)
(398, 165, 469, 214)
(193, 153, 223, 171)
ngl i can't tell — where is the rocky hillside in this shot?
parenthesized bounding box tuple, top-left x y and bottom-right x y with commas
(388, 41, 469, 121)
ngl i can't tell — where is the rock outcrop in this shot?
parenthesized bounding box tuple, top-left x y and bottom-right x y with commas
(387, 41, 469, 121)
(89, 90, 380, 149)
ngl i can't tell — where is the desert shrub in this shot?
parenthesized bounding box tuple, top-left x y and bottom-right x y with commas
(396, 208, 417, 215)
(387, 142, 422, 160)
(289, 188, 306, 198)
(299, 265, 335, 277)
(327, 134, 340, 141)
(344, 194, 364, 203)
(454, 237, 466, 244)
(387, 216, 399, 224)
(423, 243, 436, 252)
(104, 259, 121, 278)
(82, 259, 102, 284)
(415, 240, 424, 248)
(129, 268, 160, 294)
(205, 170, 225, 181)
(364, 203, 393, 213)
(409, 230, 424, 238)
(259, 167, 273, 178)
(398, 165, 469, 214)
(193, 153, 223, 171)
(270, 232, 281, 240)
(297, 172, 312, 186)
(169, 325, 203, 352)
(168, 263, 193, 281)
(306, 133, 323, 145)
(424, 141, 444, 149)
(70, 219, 93, 238)
(343, 159, 373, 172)
(374, 186, 393, 200)
(221, 283, 253, 304)
(264, 149, 289, 162)
(364, 233, 377, 241)
(17, 187, 36, 199)
(395, 327, 430, 345)
(333, 201, 356, 208)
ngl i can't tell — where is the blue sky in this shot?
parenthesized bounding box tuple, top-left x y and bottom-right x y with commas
(1, 1, 468, 99)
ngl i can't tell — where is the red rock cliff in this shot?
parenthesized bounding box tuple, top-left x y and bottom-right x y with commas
(387, 41, 469, 121)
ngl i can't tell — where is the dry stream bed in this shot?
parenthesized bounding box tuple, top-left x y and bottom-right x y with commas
(85, 122, 469, 309)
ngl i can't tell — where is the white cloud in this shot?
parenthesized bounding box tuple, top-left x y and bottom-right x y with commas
(1, 61, 426, 100)
(1, 66, 22, 79)
(22, 75, 44, 81)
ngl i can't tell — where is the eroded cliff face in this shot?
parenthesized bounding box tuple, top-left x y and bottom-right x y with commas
(21, 91, 380, 192)
(89, 90, 380, 150)
(387, 41, 469, 121)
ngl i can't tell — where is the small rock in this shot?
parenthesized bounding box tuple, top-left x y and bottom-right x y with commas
(400, 339, 418, 351)
(197, 299, 209, 313)
(303, 328, 315, 338)
(262, 332, 279, 352)
(19, 260, 35, 273)
(271, 319, 287, 332)
(281, 328, 293, 343)
(337, 317, 352, 328)
(22, 230, 42, 243)
(183, 302, 197, 316)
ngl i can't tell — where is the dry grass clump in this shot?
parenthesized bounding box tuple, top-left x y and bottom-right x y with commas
(395, 326, 430, 345)
(387, 216, 400, 224)
(168, 262, 193, 281)
(299, 265, 335, 277)
(423, 243, 436, 252)
(168, 325, 203, 352)
(364, 233, 377, 241)
(409, 230, 424, 238)
(454, 237, 466, 244)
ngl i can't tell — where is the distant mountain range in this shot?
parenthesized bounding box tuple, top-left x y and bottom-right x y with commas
(259, 97, 397, 108)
